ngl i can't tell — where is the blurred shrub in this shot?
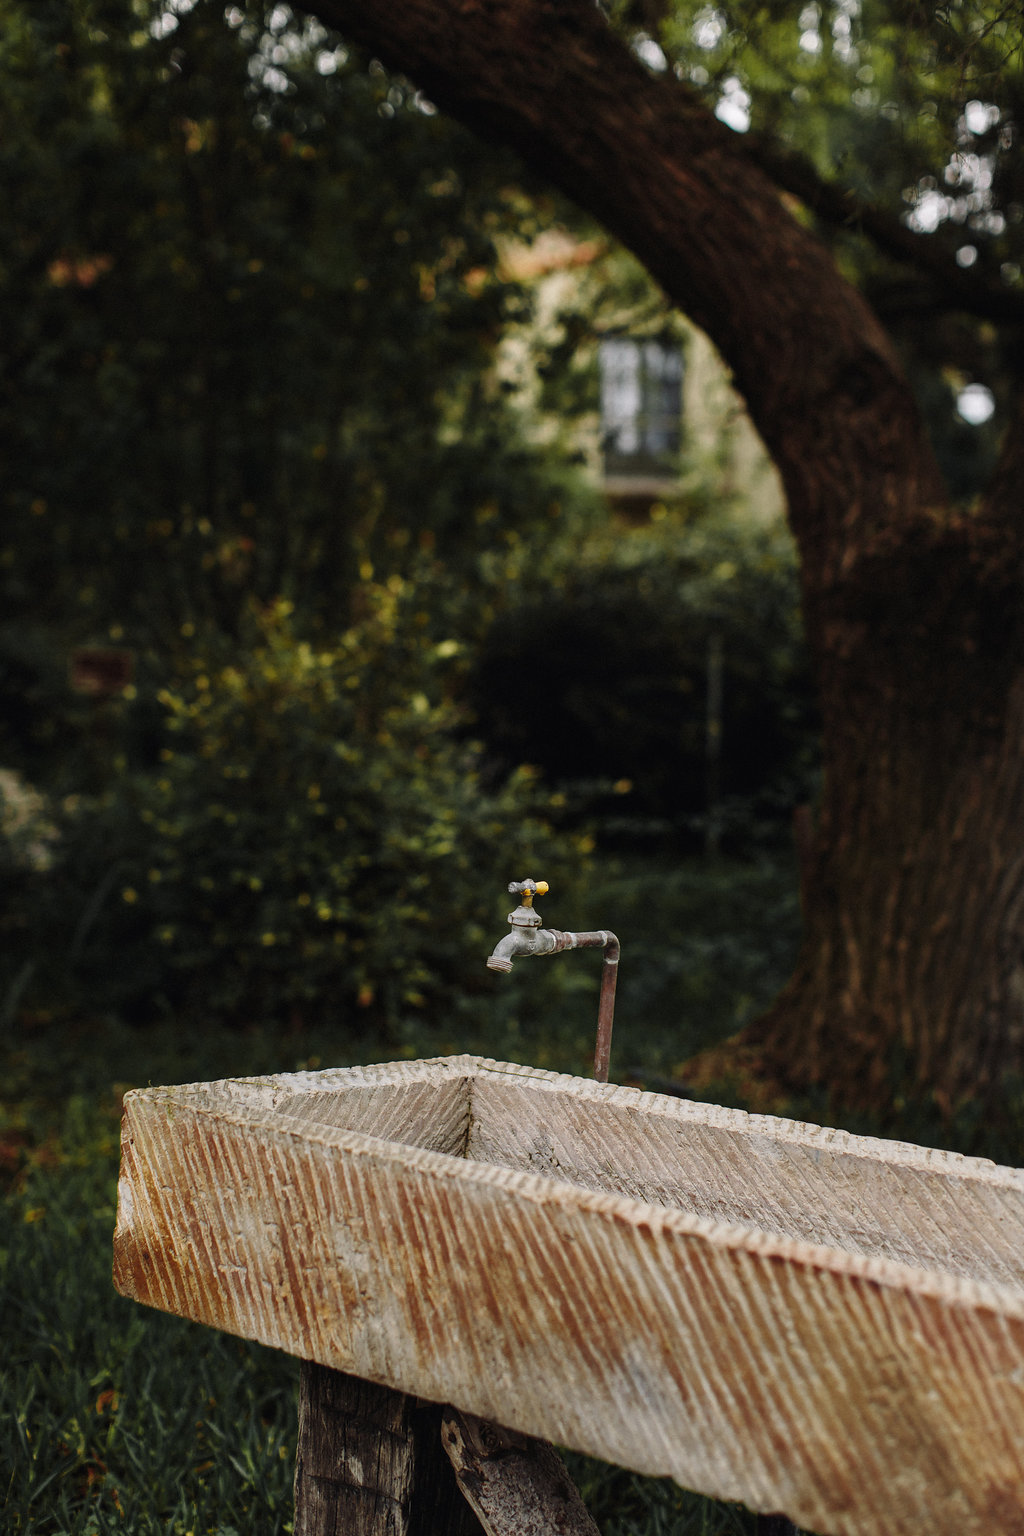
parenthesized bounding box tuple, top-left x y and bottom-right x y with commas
(0, 0, 603, 789)
(0, 0, 607, 1040)
(471, 511, 820, 849)
(15, 595, 587, 1034)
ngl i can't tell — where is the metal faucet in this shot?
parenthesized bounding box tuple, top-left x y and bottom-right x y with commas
(486, 878, 620, 1084)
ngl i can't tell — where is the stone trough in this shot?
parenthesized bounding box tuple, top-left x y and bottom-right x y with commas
(113, 1055, 1024, 1536)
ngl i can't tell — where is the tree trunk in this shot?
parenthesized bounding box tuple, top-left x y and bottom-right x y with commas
(304, 0, 1024, 1112)
(752, 503, 1024, 1112)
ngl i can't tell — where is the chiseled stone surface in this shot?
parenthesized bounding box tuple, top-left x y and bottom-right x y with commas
(113, 1056, 1024, 1536)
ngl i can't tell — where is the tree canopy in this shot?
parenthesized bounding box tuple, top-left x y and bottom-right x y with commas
(0, 0, 595, 675)
(635, 0, 1022, 497)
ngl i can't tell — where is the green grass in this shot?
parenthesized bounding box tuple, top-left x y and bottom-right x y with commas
(2, 1094, 298, 1536)
(2, 852, 809, 1535)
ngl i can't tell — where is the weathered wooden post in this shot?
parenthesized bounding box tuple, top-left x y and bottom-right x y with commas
(292, 1364, 482, 1536)
(113, 1056, 1024, 1535)
(291, 1362, 600, 1535)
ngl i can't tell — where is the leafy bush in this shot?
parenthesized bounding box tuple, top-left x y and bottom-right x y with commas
(24, 594, 588, 1034)
(472, 511, 820, 849)
(0, 0, 606, 804)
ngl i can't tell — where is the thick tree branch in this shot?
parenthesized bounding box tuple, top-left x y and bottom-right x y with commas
(742, 132, 1024, 328)
(303, 0, 948, 586)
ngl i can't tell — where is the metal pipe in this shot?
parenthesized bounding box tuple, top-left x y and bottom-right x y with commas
(593, 933, 619, 1085)
(486, 881, 619, 1084)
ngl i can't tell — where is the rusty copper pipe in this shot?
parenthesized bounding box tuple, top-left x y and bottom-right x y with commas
(595, 935, 619, 1085)
(540, 929, 619, 1083)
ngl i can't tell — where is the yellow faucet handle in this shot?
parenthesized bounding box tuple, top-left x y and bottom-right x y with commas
(508, 878, 549, 907)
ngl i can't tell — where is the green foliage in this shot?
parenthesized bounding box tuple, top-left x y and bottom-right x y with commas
(472, 506, 818, 847)
(0, 0, 610, 1035)
(13, 593, 589, 1032)
(0, 0, 601, 776)
(601, 855, 802, 1074)
(608, 0, 1023, 500)
(634, 0, 1024, 272)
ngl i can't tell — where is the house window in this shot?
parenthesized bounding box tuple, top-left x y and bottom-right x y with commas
(599, 336, 683, 478)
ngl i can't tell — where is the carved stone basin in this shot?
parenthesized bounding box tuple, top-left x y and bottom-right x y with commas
(113, 1055, 1024, 1536)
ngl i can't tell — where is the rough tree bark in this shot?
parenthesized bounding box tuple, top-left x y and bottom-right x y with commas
(305, 0, 1024, 1114)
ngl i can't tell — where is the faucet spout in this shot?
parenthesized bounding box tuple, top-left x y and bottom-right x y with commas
(485, 878, 620, 1083)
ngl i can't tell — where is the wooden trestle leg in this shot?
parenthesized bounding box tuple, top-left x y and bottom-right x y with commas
(294, 1360, 792, 1536)
(293, 1362, 485, 1536)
